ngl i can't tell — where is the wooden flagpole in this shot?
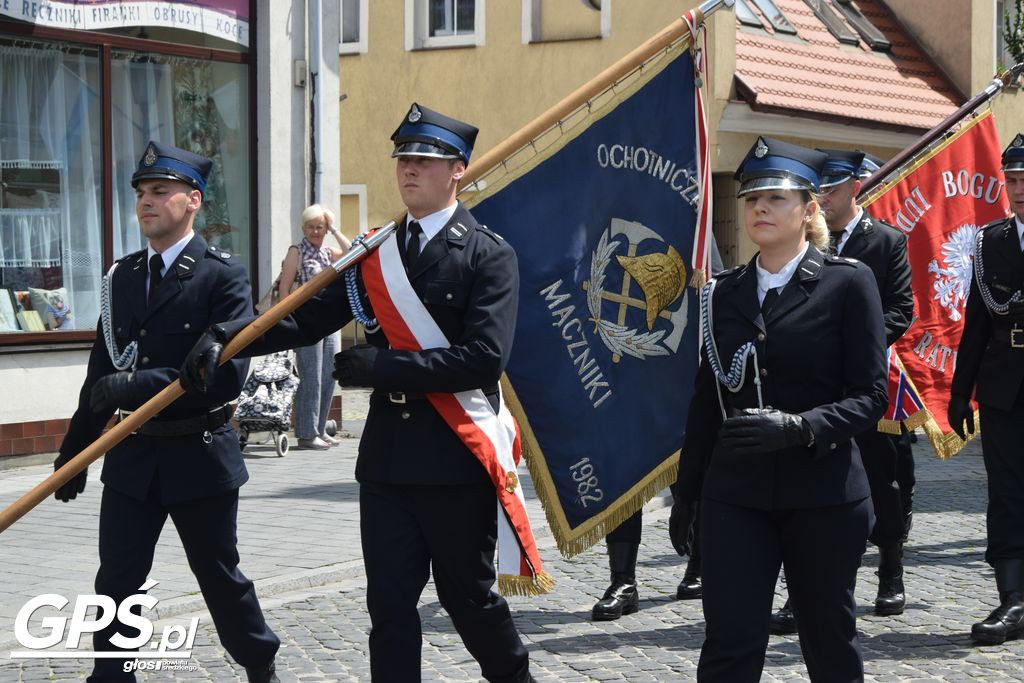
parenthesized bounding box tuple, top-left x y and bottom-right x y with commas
(0, 0, 734, 534)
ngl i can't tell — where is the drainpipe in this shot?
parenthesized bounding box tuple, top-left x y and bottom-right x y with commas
(308, 0, 324, 205)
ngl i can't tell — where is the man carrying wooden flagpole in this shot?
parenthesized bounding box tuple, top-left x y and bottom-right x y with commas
(182, 103, 545, 683)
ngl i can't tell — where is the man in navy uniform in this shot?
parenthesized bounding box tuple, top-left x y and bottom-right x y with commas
(180, 104, 534, 682)
(53, 142, 280, 682)
(949, 133, 1024, 644)
(767, 148, 914, 633)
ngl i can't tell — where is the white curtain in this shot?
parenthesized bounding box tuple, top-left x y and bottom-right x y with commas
(110, 57, 175, 258)
(0, 46, 102, 329)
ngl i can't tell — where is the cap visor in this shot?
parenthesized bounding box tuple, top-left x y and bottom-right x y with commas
(737, 176, 814, 197)
(391, 142, 460, 159)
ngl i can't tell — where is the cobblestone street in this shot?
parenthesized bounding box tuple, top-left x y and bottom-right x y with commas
(1, 391, 1021, 680)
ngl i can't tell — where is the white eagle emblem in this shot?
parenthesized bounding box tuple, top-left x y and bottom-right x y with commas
(927, 224, 979, 322)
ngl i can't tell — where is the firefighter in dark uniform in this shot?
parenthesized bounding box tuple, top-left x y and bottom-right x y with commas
(949, 133, 1024, 645)
(767, 149, 914, 634)
(180, 104, 534, 682)
(670, 137, 888, 682)
(52, 142, 281, 683)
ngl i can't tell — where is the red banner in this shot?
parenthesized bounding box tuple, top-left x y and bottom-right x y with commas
(863, 112, 1008, 458)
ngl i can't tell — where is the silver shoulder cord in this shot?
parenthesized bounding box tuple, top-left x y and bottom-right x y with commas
(973, 228, 1024, 316)
(699, 278, 764, 420)
(101, 261, 138, 371)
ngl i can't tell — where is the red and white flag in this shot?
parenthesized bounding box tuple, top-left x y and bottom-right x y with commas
(862, 111, 1009, 458)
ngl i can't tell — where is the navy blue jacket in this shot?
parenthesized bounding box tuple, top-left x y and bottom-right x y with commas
(675, 246, 888, 510)
(951, 216, 1024, 410)
(225, 203, 519, 485)
(60, 234, 252, 504)
(839, 209, 914, 347)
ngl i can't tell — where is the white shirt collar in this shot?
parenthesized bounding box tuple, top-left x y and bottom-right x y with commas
(405, 203, 459, 253)
(832, 207, 864, 255)
(148, 230, 195, 275)
(755, 242, 810, 302)
(1015, 215, 1024, 246)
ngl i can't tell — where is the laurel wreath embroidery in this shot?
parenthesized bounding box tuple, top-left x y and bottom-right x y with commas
(587, 229, 670, 359)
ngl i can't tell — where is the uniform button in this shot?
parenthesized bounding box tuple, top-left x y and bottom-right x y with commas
(757, 333, 766, 342)
(184, 323, 191, 330)
(760, 368, 768, 377)
(139, 329, 147, 337)
(401, 411, 411, 420)
(830, 442, 837, 450)
(141, 356, 150, 365)
(445, 293, 453, 301)
(116, 327, 122, 333)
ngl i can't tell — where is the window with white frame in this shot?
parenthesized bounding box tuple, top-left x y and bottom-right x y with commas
(523, 0, 610, 43)
(998, 0, 1022, 72)
(406, 0, 485, 50)
(340, 0, 368, 55)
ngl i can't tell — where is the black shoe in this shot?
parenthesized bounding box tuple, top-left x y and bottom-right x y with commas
(971, 595, 1024, 644)
(592, 581, 639, 621)
(675, 549, 702, 600)
(875, 571, 906, 616)
(769, 600, 797, 635)
(245, 659, 280, 683)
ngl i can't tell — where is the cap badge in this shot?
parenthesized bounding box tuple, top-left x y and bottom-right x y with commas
(408, 105, 422, 123)
(754, 138, 769, 159)
(1013, 133, 1024, 148)
(143, 145, 158, 167)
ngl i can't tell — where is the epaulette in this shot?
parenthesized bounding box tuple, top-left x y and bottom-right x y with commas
(117, 248, 146, 264)
(824, 254, 861, 267)
(476, 224, 507, 246)
(206, 245, 235, 263)
(713, 263, 745, 279)
(981, 216, 1012, 233)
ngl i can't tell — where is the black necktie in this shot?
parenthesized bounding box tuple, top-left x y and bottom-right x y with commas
(148, 253, 164, 300)
(761, 287, 779, 316)
(405, 221, 422, 269)
(828, 230, 843, 255)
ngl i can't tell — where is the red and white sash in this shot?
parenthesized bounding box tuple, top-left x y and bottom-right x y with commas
(360, 230, 552, 596)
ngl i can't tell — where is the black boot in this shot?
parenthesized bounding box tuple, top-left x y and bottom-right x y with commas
(592, 541, 640, 621)
(769, 598, 797, 635)
(875, 543, 906, 616)
(245, 659, 280, 683)
(972, 559, 1024, 644)
(676, 550, 702, 600)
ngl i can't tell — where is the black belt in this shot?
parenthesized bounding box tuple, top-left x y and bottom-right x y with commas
(377, 386, 499, 404)
(119, 404, 233, 437)
(992, 324, 1024, 349)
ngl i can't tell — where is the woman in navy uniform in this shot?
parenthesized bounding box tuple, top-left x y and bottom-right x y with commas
(670, 137, 888, 681)
(949, 134, 1024, 644)
(181, 104, 534, 683)
(53, 142, 280, 683)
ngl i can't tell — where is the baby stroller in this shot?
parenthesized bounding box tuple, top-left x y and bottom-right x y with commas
(235, 351, 299, 456)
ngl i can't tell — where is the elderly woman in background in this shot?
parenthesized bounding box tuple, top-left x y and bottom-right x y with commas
(278, 204, 351, 450)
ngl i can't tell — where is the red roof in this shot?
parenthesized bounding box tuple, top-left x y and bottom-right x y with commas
(734, 0, 961, 130)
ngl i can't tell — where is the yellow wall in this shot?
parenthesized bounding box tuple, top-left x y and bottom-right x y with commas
(339, 1, 701, 230)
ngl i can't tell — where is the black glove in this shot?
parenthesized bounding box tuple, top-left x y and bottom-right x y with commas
(669, 497, 697, 556)
(947, 395, 975, 441)
(89, 372, 135, 414)
(180, 324, 228, 394)
(720, 408, 813, 455)
(333, 344, 378, 387)
(53, 452, 87, 502)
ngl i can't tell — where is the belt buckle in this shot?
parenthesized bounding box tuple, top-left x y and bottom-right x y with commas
(388, 392, 407, 404)
(117, 409, 139, 435)
(1012, 324, 1024, 349)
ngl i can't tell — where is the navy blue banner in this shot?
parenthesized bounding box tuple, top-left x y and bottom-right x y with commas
(467, 48, 702, 553)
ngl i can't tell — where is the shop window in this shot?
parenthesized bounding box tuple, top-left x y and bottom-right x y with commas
(110, 51, 251, 265)
(523, 0, 610, 43)
(0, 39, 102, 335)
(341, 0, 368, 55)
(407, 0, 485, 50)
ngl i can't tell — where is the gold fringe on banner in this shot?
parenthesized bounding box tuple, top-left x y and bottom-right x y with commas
(498, 571, 556, 597)
(502, 377, 680, 558)
(877, 408, 979, 460)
